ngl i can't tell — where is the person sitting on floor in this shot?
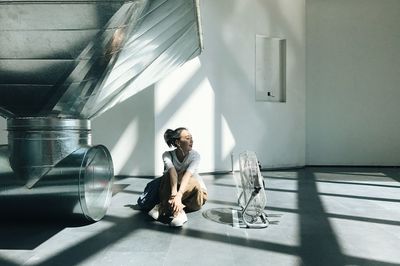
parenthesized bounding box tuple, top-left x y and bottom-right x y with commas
(147, 127, 207, 227)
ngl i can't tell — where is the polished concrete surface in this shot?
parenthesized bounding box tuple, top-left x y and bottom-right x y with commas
(1, 167, 400, 266)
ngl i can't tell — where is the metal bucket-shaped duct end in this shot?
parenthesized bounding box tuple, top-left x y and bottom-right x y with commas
(7, 117, 91, 188)
(0, 117, 114, 222)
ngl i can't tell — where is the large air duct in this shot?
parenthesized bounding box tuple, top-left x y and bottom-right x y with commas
(0, 0, 203, 222)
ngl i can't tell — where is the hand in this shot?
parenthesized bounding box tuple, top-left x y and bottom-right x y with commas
(168, 193, 185, 217)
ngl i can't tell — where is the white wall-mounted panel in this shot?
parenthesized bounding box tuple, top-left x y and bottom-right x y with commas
(255, 36, 286, 102)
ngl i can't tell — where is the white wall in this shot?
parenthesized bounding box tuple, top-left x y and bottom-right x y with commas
(92, 87, 155, 175)
(306, 0, 400, 165)
(154, 0, 306, 174)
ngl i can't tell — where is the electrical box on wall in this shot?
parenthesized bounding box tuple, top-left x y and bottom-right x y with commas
(255, 35, 286, 102)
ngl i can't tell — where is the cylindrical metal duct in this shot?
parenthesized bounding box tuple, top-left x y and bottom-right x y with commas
(8, 117, 91, 188)
(0, 118, 114, 222)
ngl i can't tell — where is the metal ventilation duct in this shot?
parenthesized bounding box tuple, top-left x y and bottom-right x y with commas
(0, 0, 203, 221)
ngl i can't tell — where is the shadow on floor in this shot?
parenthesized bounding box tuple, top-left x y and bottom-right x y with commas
(1, 168, 400, 266)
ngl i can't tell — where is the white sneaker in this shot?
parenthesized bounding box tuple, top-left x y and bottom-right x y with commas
(170, 210, 188, 227)
(148, 204, 160, 220)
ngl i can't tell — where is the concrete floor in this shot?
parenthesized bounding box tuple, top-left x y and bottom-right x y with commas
(1, 167, 400, 266)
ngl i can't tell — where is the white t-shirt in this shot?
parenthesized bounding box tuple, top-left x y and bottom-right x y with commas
(162, 149, 207, 191)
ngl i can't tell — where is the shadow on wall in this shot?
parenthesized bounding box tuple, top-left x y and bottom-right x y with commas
(154, 0, 304, 170)
(91, 86, 155, 176)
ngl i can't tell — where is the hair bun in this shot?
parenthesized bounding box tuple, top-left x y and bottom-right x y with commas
(164, 129, 175, 147)
(163, 127, 188, 148)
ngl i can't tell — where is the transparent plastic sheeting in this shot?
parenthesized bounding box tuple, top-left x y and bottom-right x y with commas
(0, 0, 202, 119)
